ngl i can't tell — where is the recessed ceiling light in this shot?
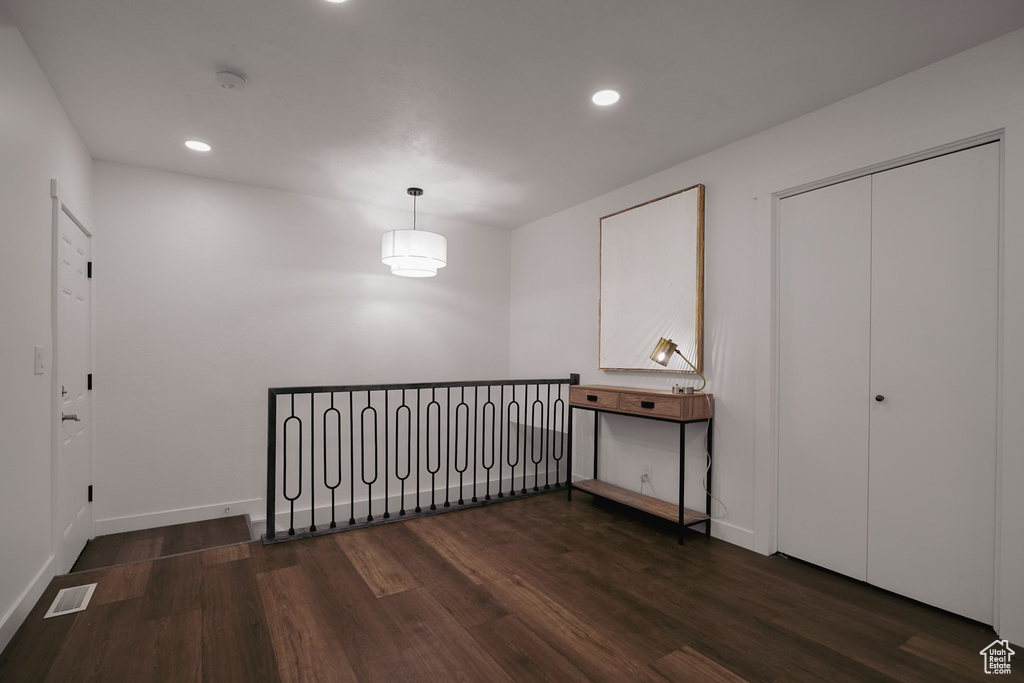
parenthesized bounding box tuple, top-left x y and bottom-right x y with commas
(592, 90, 620, 106)
(185, 140, 212, 152)
(324, 0, 348, 3)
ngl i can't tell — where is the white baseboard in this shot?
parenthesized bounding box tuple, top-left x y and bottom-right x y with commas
(249, 518, 269, 539)
(710, 520, 755, 550)
(94, 498, 262, 537)
(92, 485, 757, 553)
(0, 555, 55, 655)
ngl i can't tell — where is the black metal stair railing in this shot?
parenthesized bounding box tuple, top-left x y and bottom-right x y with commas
(264, 375, 579, 542)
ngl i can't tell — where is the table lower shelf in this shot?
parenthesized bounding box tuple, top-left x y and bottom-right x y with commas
(572, 479, 710, 527)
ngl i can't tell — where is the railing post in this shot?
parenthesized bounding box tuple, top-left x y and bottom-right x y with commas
(266, 389, 277, 540)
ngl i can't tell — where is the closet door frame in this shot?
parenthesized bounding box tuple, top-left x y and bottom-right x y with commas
(752, 129, 1005, 623)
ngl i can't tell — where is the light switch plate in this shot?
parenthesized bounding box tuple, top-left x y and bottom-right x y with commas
(34, 346, 45, 374)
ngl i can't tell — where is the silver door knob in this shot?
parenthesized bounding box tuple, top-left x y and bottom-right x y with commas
(875, 395, 885, 402)
(62, 413, 80, 422)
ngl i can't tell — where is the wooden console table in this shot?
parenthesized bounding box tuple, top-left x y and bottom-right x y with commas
(567, 385, 714, 544)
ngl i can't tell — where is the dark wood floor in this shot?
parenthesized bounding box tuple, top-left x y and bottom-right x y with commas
(70, 515, 253, 572)
(0, 493, 1007, 682)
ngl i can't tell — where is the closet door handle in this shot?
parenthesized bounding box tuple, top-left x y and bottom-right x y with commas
(875, 395, 885, 402)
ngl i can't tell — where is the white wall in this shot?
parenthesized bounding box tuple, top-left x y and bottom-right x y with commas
(93, 162, 512, 533)
(5, 4, 1023, 652)
(0, 15, 93, 652)
(510, 29, 1024, 643)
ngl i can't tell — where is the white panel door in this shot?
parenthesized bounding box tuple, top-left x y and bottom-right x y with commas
(867, 143, 999, 623)
(57, 207, 92, 573)
(778, 177, 872, 580)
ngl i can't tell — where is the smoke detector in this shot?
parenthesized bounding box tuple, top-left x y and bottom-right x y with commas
(216, 71, 247, 91)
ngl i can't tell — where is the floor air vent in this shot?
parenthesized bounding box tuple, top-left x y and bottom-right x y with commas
(44, 583, 97, 619)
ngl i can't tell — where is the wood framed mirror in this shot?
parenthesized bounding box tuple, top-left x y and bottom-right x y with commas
(599, 184, 705, 373)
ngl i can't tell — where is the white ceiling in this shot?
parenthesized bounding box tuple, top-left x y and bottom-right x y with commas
(5, 0, 1024, 229)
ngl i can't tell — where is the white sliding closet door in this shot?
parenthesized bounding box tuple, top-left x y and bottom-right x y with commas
(778, 177, 872, 581)
(776, 142, 999, 624)
(867, 143, 999, 623)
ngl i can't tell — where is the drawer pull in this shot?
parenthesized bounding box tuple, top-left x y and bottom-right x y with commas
(641, 401, 655, 409)
(587, 395, 599, 402)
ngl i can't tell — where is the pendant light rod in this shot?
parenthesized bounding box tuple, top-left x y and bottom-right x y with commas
(408, 187, 423, 230)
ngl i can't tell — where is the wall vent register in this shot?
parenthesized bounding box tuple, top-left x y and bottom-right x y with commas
(43, 584, 97, 619)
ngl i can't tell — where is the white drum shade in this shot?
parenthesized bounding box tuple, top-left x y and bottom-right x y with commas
(381, 229, 447, 277)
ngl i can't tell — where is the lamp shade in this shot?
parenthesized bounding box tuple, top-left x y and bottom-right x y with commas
(650, 337, 678, 366)
(381, 229, 447, 277)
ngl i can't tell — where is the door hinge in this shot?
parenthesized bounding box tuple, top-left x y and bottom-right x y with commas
(88, 485, 93, 503)
(87, 374, 93, 390)
(87, 261, 92, 279)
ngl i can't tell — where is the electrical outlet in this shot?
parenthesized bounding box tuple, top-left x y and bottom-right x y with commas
(641, 464, 652, 483)
(224, 507, 231, 515)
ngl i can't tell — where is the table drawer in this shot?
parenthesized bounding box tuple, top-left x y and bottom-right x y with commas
(569, 387, 619, 410)
(618, 393, 682, 419)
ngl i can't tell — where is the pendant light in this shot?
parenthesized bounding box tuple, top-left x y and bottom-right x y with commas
(381, 188, 447, 277)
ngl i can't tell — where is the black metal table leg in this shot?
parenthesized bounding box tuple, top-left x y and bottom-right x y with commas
(567, 407, 574, 501)
(706, 417, 714, 538)
(679, 422, 686, 545)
